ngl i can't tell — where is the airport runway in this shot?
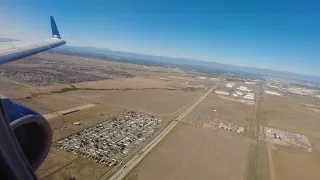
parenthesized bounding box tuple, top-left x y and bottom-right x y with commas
(104, 80, 220, 180)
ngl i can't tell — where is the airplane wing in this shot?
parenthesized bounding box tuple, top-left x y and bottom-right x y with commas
(0, 16, 66, 64)
(0, 16, 66, 179)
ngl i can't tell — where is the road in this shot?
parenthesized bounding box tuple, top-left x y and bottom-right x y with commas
(103, 80, 220, 180)
(250, 89, 260, 138)
(252, 85, 264, 180)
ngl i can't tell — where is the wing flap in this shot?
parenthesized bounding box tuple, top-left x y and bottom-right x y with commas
(0, 39, 66, 64)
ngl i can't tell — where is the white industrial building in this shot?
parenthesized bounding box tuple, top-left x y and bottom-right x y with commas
(225, 83, 235, 88)
(237, 86, 251, 92)
(247, 92, 255, 96)
(215, 90, 230, 96)
(218, 123, 231, 131)
(245, 82, 256, 85)
(243, 96, 254, 100)
(209, 78, 219, 81)
(235, 91, 244, 96)
(243, 92, 255, 100)
(264, 90, 281, 96)
(287, 87, 317, 96)
(73, 121, 81, 125)
(237, 127, 245, 134)
(198, 76, 207, 80)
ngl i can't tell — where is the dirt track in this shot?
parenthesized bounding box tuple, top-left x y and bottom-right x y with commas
(268, 144, 276, 180)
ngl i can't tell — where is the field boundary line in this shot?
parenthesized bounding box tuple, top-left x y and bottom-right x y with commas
(267, 144, 276, 180)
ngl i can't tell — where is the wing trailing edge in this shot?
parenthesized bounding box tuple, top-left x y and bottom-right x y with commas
(0, 16, 66, 64)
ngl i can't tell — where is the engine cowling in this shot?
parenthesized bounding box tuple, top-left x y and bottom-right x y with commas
(1, 97, 52, 171)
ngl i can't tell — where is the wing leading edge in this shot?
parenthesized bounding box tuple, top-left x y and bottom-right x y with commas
(0, 16, 66, 64)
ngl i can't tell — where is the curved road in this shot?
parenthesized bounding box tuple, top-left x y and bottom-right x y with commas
(104, 80, 220, 180)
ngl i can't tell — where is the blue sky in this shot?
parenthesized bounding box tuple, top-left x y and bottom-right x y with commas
(1, 0, 319, 76)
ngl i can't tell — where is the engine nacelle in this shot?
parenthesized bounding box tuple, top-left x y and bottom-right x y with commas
(1, 97, 52, 171)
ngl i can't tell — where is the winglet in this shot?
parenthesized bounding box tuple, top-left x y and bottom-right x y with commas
(50, 16, 61, 39)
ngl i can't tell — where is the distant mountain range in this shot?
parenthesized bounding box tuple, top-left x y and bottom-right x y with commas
(51, 45, 320, 84)
(0, 37, 19, 42)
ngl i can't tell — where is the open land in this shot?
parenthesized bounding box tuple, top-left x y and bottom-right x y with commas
(261, 95, 320, 153)
(207, 94, 254, 127)
(129, 124, 251, 180)
(283, 92, 320, 107)
(2, 51, 320, 180)
(0, 53, 205, 87)
(0, 78, 45, 98)
(260, 94, 320, 180)
(175, 92, 254, 137)
(125, 85, 253, 180)
(271, 145, 320, 180)
(35, 148, 78, 179)
(41, 156, 111, 180)
(61, 89, 202, 117)
(0, 52, 217, 179)
(105, 84, 219, 180)
(185, 80, 256, 127)
(12, 93, 90, 114)
(49, 105, 124, 142)
(282, 92, 320, 115)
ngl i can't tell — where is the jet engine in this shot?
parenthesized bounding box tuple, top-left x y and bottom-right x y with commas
(1, 96, 52, 171)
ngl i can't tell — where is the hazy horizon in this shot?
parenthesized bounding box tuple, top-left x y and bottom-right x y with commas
(1, 0, 319, 76)
(1, 36, 319, 80)
(56, 44, 320, 79)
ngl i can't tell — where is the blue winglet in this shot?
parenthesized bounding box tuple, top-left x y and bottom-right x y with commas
(50, 16, 61, 39)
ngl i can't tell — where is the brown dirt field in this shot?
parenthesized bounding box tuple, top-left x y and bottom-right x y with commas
(185, 93, 254, 127)
(130, 124, 251, 180)
(0, 78, 27, 91)
(311, 108, 320, 114)
(36, 148, 78, 179)
(210, 94, 254, 126)
(168, 75, 216, 87)
(0, 78, 44, 98)
(246, 141, 270, 180)
(62, 89, 202, 116)
(41, 75, 210, 93)
(39, 84, 74, 92)
(73, 77, 173, 89)
(52, 115, 107, 142)
(47, 105, 122, 129)
(261, 95, 320, 180)
(40, 76, 209, 96)
(272, 146, 320, 180)
(43, 104, 97, 120)
(168, 75, 196, 81)
(128, 89, 251, 180)
(261, 95, 320, 154)
(283, 91, 320, 107)
(50, 105, 124, 142)
(41, 156, 110, 180)
(12, 94, 90, 114)
(0, 88, 38, 99)
(268, 144, 276, 180)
